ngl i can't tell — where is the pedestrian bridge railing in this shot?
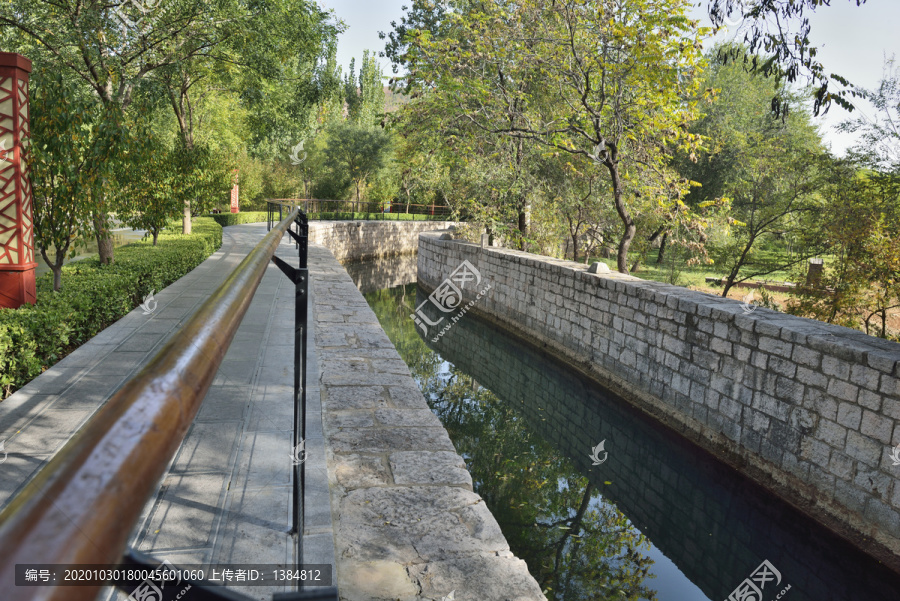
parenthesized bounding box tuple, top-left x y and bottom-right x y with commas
(0, 209, 336, 601)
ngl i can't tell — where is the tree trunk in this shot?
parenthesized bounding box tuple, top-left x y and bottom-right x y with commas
(721, 236, 755, 297)
(657, 232, 668, 264)
(605, 158, 635, 274)
(93, 213, 114, 265)
(183, 201, 192, 235)
(517, 207, 528, 250)
(41, 245, 69, 292)
(153, 230, 159, 246)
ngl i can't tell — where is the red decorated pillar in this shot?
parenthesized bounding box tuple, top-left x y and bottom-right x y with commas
(0, 53, 35, 309)
(230, 169, 239, 213)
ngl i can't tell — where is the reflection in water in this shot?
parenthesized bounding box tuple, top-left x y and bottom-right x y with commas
(344, 252, 417, 294)
(357, 274, 900, 601)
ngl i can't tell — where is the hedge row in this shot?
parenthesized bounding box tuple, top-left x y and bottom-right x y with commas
(209, 211, 268, 226)
(0, 217, 223, 399)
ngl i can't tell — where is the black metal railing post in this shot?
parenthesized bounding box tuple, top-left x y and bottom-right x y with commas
(270, 211, 309, 553)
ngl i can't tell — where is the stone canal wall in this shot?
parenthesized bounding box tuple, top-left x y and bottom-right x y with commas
(422, 296, 900, 600)
(417, 232, 900, 563)
(308, 220, 456, 262)
(308, 227, 544, 601)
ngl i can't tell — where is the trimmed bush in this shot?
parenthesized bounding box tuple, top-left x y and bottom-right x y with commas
(0, 217, 222, 399)
(209, 211, 268, 226)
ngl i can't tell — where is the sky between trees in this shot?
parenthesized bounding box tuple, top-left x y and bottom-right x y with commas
(319, 0, 900, 156)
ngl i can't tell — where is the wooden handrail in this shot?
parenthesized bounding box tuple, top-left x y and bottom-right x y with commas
(0, 210, 300, 601)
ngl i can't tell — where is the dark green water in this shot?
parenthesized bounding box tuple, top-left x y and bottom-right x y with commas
(349, 261, 900, 601)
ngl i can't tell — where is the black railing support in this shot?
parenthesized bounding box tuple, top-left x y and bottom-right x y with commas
(271, 212, 309, 557)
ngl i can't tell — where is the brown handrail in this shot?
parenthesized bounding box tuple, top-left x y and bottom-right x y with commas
(0, 209, 300, 601)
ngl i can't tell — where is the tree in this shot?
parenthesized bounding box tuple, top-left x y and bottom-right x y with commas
(29, 73, 124, 291)
(789, 163, 900, 338)
(707, 0, 868, 116)
(2, 0, 338, 251)
(789, 61, 900, 338)
(345, 51, 386, 127)
(678, 48, 829, 296)
(840, 55, 900, 174)
(323, 123, 393, 201)
(403, 0, 708, 271)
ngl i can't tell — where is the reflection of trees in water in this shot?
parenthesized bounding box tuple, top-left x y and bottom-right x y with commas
(364, 283, 658, 601)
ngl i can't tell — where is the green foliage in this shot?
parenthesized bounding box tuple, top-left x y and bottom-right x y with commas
(29, 71, 127, 290)
(323, 122, 394, 201)
(0, 218, 222, 399)
(344, 50, 386, 127)
(208, 212, 269, 227)
(395, 0, 710, 265)
(788, 164, 900, 339)
(679, 45, 829, 295)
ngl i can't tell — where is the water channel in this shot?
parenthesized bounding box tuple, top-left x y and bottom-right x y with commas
(345, 255, 900, 601)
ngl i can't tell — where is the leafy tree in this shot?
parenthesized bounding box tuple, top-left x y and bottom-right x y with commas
(707, 0, 868, 115)
(789, 162, 900, 338)
(29, 73, 125, 291)
(323, 123, 393, 201)
(789, 61, 900, 338)
(344, 50, 386, 128)
(379, 0, 451, 85)
(402, 0, 708, 270)
(840, 55, 900, 174)
(679, 48, 829, 295)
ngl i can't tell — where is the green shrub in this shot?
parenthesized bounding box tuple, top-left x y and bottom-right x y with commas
(0, 217, 222, 399)
(208, 211, 268, 226)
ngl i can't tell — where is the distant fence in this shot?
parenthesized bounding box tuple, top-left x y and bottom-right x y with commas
(268, 199, 453, 220)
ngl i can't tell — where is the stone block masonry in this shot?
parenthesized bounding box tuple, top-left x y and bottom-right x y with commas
(308, 220, 456, 263)
(417, 231, 900, 565)
(308, 244, 545, 601)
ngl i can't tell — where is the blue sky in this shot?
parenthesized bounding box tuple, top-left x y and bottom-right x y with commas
(317, 0, 900, 155)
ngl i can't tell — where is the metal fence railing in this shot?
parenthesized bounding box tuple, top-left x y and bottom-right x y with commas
(0, 208, 337, 601)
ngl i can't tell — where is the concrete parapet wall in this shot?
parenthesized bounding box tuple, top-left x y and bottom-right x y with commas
(308, 244, 545, 601)
(417, 232, 900, 563)
(308, 220, 456, 262)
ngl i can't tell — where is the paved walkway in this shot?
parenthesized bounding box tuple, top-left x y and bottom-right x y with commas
(0, 223, 331, 600)
(1, 221, 544, 601)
